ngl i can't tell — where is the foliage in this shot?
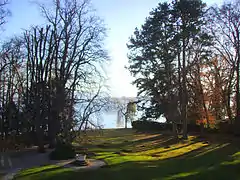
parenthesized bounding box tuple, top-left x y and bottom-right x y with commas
(127, 1, 178, 121)
(126, 0, 240, 138)
(116, 99, 137, 128)
(127, 0, 211, 139)
(125, 102, 137, 123)
(206, 1, 240, 124)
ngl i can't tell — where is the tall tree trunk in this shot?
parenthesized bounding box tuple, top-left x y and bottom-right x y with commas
(125, 114, 128, 129)
(35, 91, 45, 153)
(235, 36, 240, 134)
(48, 97, 59, 148)
(47, 86, 56, 148)
(226, 88, 233, 124)
(225, 71, 233, 124)
(197, 64, 209, 128)
(237, 61, 240, 116)
(182, 37, 188, 140)
(177, 36, 182, 126)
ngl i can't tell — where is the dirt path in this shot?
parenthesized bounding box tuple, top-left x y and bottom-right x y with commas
(0, 148, 54, 171)
(0, 149, 53, 180)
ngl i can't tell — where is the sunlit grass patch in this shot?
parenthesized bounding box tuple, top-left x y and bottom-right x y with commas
(192, 143, 229, 158)
(129, 139, 205, 156)
(16, 165, 59, 177)
(105, 155, 154, 165)
(153, 142, 208, 159)
(221, 159, 240, 165)
(14, 165, 73, 180)
(92, 140, 208, 165)
(232, 151, 240, 158)
(220, 150, 240, 166)
(15, 168, 73, 180)
(164, 171, 200, 180)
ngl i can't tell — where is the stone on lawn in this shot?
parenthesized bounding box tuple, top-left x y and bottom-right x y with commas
(73, 154, 88, 166)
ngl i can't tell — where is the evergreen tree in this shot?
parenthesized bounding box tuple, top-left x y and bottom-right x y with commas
(127, 0, 211, 139)
(127, 2, 178, 124)
(172, 0, 207, 139)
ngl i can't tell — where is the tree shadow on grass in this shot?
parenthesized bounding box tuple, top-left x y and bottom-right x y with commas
(86, 143, 239, 180)
(193, 133, 240, 146)
(174, 163, 240, 180)
(150, 143, 210, 158)
(107, 135, 202, 154)
(16, 142, 240, 180)
(150, 136, 207, 155)
(87, 135, 215, 157)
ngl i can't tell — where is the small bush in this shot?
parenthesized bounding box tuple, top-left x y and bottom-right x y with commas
(132, 120, 168, 131)
(49, 142, 75, 160)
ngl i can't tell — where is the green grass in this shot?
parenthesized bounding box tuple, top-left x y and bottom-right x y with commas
(14, 129, 240, 180)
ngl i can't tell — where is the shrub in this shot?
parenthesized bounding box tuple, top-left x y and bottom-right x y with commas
(49, 142, 76, 160)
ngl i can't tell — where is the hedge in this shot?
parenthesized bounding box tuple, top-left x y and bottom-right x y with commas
(132, 120, 201, 133)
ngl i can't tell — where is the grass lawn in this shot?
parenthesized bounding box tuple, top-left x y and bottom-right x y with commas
(14, 129, 240, 180)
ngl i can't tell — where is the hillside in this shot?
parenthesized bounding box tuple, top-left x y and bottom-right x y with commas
(15, 129, 240, 180)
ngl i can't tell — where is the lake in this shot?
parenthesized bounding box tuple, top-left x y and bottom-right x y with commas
(99, 111, 166, 129)
(99, 111, 132, 129)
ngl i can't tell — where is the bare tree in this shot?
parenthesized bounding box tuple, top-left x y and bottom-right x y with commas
(0, 0, 10, 27)
(0, 37, 24, 150)
(114, 98, 137, 129)
(32, 0, 109, 147)
(208, 1, 240, 131)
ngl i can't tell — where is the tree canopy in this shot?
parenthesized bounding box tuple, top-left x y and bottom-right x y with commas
(127, 0, 240, 138)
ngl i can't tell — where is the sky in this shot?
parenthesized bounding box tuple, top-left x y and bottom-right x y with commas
(2, 0, 223, 98)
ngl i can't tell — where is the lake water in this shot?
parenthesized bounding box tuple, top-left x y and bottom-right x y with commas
(100, 111, 132, 129)
(99, 111, 166, 129)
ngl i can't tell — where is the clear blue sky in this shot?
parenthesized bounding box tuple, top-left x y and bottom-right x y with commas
(3, 0, 223, 98)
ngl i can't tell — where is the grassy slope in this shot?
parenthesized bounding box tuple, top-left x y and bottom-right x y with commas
(14, 129, 240, 180)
